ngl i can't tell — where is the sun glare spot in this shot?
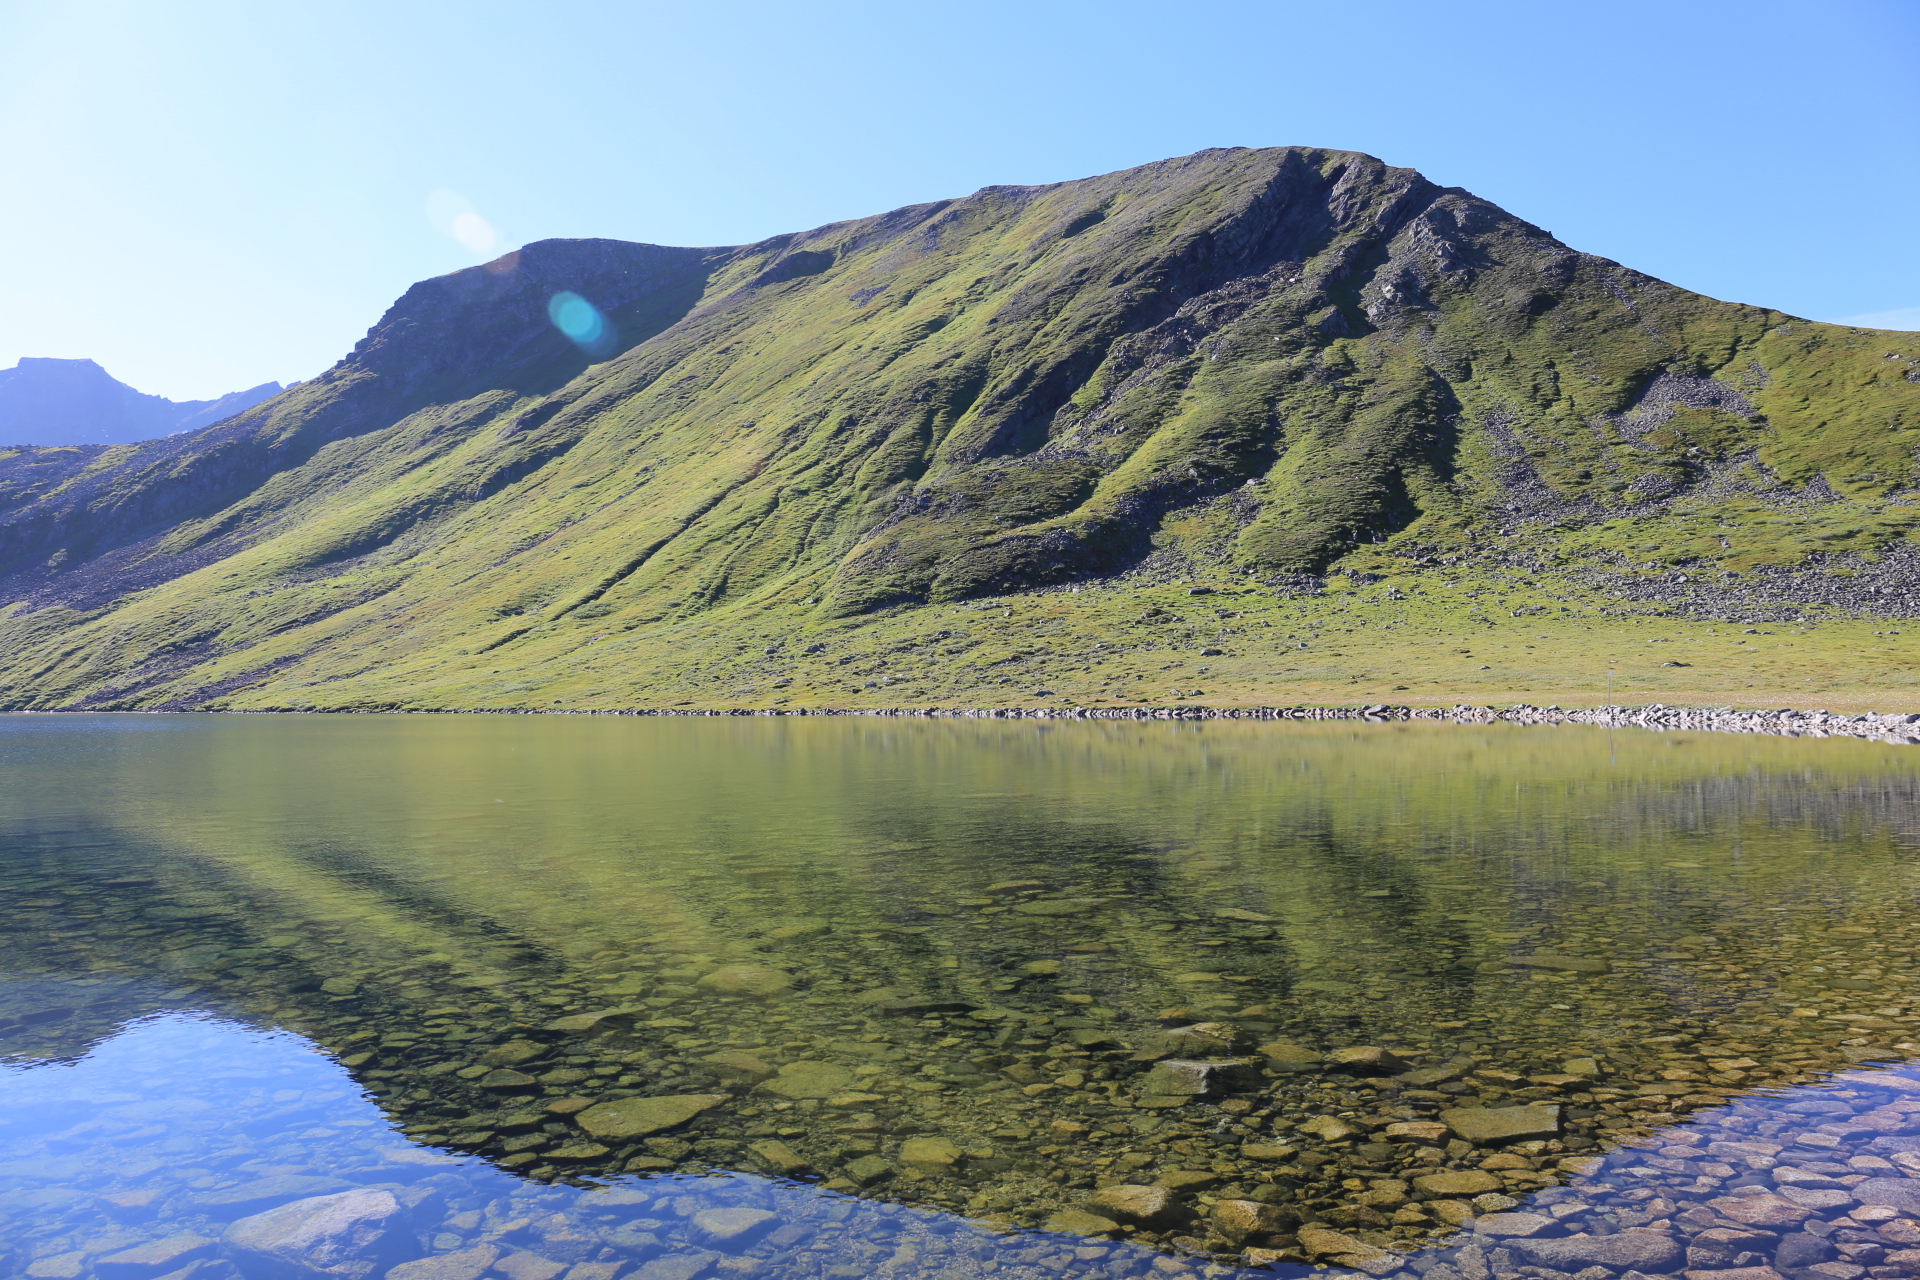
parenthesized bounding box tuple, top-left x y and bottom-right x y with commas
(451, 212, 497, 255)
(548, 291, 617, 357)
(426, 190, 504, 259)
(549, 292, 603, 343)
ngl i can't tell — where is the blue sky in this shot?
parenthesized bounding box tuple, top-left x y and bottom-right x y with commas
(1, 0, 1915, 400)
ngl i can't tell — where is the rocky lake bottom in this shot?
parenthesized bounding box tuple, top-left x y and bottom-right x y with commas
(3, 714, 1920, 1280)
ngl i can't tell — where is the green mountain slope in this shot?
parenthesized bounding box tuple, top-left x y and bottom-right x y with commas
(0, 146, 1916, 712)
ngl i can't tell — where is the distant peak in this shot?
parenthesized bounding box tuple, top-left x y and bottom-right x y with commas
(0, 359, 286, 446)
(11, 356, 108, 373)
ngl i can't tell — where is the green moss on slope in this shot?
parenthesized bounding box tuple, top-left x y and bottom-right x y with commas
(0, 147, 1914, 712)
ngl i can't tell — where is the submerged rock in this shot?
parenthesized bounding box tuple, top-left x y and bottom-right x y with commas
(899, 1136, 963, 1175)
(691, 1206, 776, 1243)
(95, 1236, 217, 1279)
(1439, 1103, 1561, 1143)
(1514, 1230, 1684, 1272)
(1300, 1115, 1363, 1142)
(759, 1061, 852, 1099)
(1210, 1198, 1295, 1245)
(700, 1050, 776, 1083)
(1412, 1170, 1504, 1196)
(543, 1008, 640, 1034)
(1044, 1208, 1120, 1234)
(694, 965, 793, 998)
(744, 1139, 810, 1177)
(1088, 1185, 1183, 1228)
(1296, 1225, 1402, 1274)
(1258, 1040, 1323, 1072)
(1854, 1177, 1920, 1214)
(1326, 1045, 1404, 1074)
(384, 1245, 499, 1280)
(573, 1094, 727, 1140)
(223, 1189, 402, 1279)
(1506, 953, 1611, 973)
(190, 1175, 353, 1215)
(1011, 899, 1095, 917)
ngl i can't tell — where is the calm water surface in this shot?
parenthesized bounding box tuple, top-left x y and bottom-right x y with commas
(4, 716, 1920, 1280)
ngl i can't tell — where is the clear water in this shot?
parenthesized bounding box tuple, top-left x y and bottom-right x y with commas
(3, 715, 1919, 1280)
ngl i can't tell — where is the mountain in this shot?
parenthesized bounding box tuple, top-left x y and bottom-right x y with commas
(0, 146, 1915, 713)
(0, 356, 284, 445)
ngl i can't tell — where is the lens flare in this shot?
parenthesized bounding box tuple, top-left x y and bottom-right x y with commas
(451, 212, 496, 255)
(548, 291, 617, 357)
(426, 190, 505, 260)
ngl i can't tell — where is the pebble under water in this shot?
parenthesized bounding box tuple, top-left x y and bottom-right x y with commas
(3, 713, 1920, 1280)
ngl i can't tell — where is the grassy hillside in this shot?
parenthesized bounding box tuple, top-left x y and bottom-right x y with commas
(0, 147, 1915, 712)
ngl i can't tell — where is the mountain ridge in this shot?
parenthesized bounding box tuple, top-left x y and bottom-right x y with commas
(0, 356, 283, 446)
(0, 145, 1916, 712)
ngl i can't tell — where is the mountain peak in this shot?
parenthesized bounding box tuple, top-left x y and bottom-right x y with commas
(0, 146, 1913, 712)
(0, 356, 285, 446)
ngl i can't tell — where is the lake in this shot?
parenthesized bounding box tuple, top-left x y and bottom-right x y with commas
(3, 714, 1919, 1280)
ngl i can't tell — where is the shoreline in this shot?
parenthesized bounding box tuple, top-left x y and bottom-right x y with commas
(12, 700, 1920, 744)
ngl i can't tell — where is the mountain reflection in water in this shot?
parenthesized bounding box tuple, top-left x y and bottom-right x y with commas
(3, 714, 1920, 1279)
